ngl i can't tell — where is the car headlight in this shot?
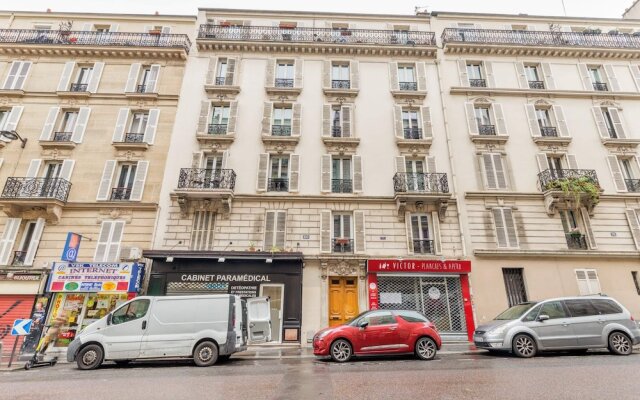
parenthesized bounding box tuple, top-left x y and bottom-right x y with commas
(488, 325, 509, 335)
(318, 330, 331, 340)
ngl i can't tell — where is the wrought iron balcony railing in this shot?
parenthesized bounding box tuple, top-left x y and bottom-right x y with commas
(215, 76, 226, 85)
(403, 127, 423, 139)
(332, 238, 354, 253)
(399, 81, 418, 91)
(469, 78, 487, 87)
(69, 83, 88, 92)
(593, 82, 609, 91)
(198, 25, 436, 47)
(538, 169, 599, 191)
(271, 125, 292, 136)
(136, 84, 148, 93)
(331, 126, 343, 137)
(479, 124, 496, 135)
(331, 80, 351, 89)
(53, 131, 73, 142)
(274, 78, 294, 88)
(540, 126, 558, 137)
(208, 124, 228, 135)
(110, 187, 132, 201)
(11, 251, 27, 266)
(178, 168, 236, 190)
(0, 29, 191, 52)
(1, 177, 71, 202)
(268, 178, 289, 192)
(528, 80, 545, 89)
(413, 239, 434, 254)
(566, 233, 589, 250)
(442, 28, 640, 50)
(625, 179, 640, 192)
(393, 173, 449, 194)
(123, 132, 145, 143)
(332, 179, 353, 193)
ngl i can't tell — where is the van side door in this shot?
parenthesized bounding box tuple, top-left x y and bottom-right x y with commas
(247, 297, 271, 343)
(103, 298, 151, 360)
(527, 300, 577, 349)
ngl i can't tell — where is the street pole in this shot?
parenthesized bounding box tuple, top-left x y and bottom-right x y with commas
(7, 336, 20, 368)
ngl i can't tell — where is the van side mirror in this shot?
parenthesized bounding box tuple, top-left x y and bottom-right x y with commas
(537, 314, 550, 322)
(107, 314, 112, 325)
(358, 321, 369, 329)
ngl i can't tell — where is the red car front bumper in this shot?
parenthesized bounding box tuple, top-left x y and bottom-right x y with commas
(313, 338, 330, 356)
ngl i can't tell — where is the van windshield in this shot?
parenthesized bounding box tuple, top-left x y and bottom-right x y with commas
(494, 303, 537, 320)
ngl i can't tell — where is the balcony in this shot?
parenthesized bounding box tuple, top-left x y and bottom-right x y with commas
(403, 127, 423, 140)
(332, 238, 354, 253)
(332, 80, 351, 89)
(442, 28, 640, 58)
(54, 131, 73, 142)
(393, 173, 450, 222)
(0, 177, 71, 222)
(268, 178, 289, 192)
(197, 25, 437, 57)
(528, 81, 545, 89)
(40, 131, 76, 150)
(0, 29, 191, 59)
(412, 239, 434, 254)
(540, 126, 558, 137)
(565, 233, 589, 250)
(11, 251, 27, 266)
(479, 125, 496, 135)
(136, 84, 150, 93)
(593, 82, 609, 91)
(110, 187, 132, 201)
(625, 179, 640, 192)
(399, 81, 417, 91)
(124, 132, 145, 143)
(332, 179, 353, 194)
(275, 78, 294, 88)
(469, 79, 487, 88)
(70, 83, 88, 92)
(174, 168, 236, 216)
(271, 125, 292, 136)
(208, 124, 228, 135)
(113, 132, 148, 151)
(538, 169, 601, 215)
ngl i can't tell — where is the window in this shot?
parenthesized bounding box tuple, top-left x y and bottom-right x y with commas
(589, 66, 608, 91)
(410, 214, 432, 254)
(564, 299, 599, 317)
(502, 268, 528, 307)
(602, 108, 617, 138)
(202, 155, 223, 188)
(591, 299, 623, 315)
(392, 26, 410, 44)
(126, 112, 148, 143)
(331, 63, 350, 89)
(0, 109, 9, 130)
(474, 107, 494, 135)
(333, 213, 353, 252)
(70, 66, 93, 92)
(94, 220, 125, 262)
(402, 109, 421, 139)
(216, 59, 228, 85)
(396, 310, 429, 323)
(525, 65, 544, 89)
(268, 156, 289, 192)
(190, 211, 215, 251)
(275, 61, 294, 87)
(360, 311, 396, 326)
(397, 65, 416, 91)
(332, 157, 352, 193)
(40, 162, 63, 197)
(209, 105, 230, 135)
(136, 65, 159, 93)
(467, 63, 485, 87)
(547, 155, 564, 177)
(522, 304, 543, 322)
(13, 221, 37, 266)
(272, 107, 292, 136)
(575, 269, 601, 295)
(481, 153, 507, 190)
(2, 61, 31, 90)
(632, 271, 640, 295)
(331, 106, 342, 137)
(112, 164, 137, 200)
(93, 25, 110, 33)
(492, 208, 518, 248)
(264, 210, 286, 250)
(55, 111, 78, 141)
(538, 301, 568, 319)
(112, 299, 150, 325)
(405, 159, 425, 191)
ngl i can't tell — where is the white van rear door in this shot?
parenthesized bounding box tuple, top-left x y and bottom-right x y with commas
(247, 296, 271, 343)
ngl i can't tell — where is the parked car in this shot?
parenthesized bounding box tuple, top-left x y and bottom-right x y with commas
(313, 309, 442, 362)
(67, 295, 271, 370)
(474, 295, 640, 358)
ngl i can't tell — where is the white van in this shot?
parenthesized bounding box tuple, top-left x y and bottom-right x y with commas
(67, 294, 271, 369)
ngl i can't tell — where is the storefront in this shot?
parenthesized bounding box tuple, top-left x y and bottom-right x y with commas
(367, 259, 474, 341)
(44, 262, 144, 350)
(144, 251, 303, 344)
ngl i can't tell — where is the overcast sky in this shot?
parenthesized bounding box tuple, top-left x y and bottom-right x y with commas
(5, 0, 635, 19)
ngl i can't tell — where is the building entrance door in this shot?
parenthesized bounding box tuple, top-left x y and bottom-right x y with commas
(328, 277, 359, 327)
(260, 284, 284, 343)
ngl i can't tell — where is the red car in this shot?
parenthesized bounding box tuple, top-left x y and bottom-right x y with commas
(313, 309, 442, 362)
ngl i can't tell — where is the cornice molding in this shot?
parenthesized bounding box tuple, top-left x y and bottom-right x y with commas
(450, 87, 640, 100)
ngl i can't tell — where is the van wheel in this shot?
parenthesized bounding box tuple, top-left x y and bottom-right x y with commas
(330, 339, 352, 363)
(415, 337, 437, 360)
(77, 344, 103, 370)
(512, 334, 537, 358)
(193, 341, 218, 367)
(608, 332, 632, 355)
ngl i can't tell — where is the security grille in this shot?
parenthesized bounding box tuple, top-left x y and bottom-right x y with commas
(377, 276, 467, 334)
(166, 281, 229, 295)
(502, 268, 528, 307)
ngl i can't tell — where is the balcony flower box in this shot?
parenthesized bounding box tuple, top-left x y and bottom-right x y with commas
(149, 29, 162, 35)
(335, 238, 350, 245)
(568, 227, 583, 238)
(220, 22, 231, 27)
(69, 37, 77, 43)
(340, 30, 352, 36)
(279, 23, 296, 29)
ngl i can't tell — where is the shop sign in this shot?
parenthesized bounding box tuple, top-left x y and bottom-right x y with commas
(47, 262, 143, 293)
(367, 274, 379, 310)
(367, 259, 471, 274)
(167, 273, 275, 298)
(0, 273, 42, 281)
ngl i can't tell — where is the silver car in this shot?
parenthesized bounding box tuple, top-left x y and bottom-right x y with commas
(474, 295, 640, 358)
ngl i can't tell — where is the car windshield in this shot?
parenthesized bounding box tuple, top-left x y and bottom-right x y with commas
(494, 303, 537, 320)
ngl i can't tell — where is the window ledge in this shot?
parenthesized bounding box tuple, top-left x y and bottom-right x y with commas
(262, 135, 299, 153)
(601, 138, 640, 148)
(39, 140, 77, 150)
(322, 136, 360, 155)
(322, 87, 359, 98)
(533, 136, 572, 146)
(204, 84, 240, 95)
(470, 134, 508, 144)
(196, 133, 235, 144)
(450, 86, 640, 100)
(474, 248, 640, 259)
(0, 89, 25, 97)
(265, 86, 302, 96)
(395, 137, 432, 155)
(56, 90, 91, 98)
(124, 91, 159, 100)
(112, 142, 149, 151)
(391, 89, 427, 100)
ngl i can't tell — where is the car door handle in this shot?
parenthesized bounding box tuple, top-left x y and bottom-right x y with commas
(389, 327, 397, 331)
(142, 320, 147, 330)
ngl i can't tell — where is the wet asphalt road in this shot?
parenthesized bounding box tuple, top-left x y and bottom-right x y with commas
(1, 351, 639, 400)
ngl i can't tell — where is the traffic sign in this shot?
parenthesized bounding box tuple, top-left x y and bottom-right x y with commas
(11, 319, 32, 336)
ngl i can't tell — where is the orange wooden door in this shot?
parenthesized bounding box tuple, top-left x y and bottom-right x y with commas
(328, 277, 359, 326)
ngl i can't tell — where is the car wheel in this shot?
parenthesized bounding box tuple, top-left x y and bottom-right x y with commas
(76, 344, 104, 370)
(330, 339, 353, 363)
(415, 337, 437, 360)
(512, 334, 537, 358)
(193, 341, 218, 367)
(608, 332, 632, 355)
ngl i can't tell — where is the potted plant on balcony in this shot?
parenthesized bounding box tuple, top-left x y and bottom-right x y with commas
(568, 227, 583, 239)
(248, 241, 256, 252)
(335, 238, 350, 245)
(544, 176, 601, 208)
(148, 28, 162, 35)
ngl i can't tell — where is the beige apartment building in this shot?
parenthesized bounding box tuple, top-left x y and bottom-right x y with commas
(0, 10, 193, 357)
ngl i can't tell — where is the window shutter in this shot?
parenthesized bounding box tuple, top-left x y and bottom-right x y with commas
(321, 154, 332, 193)
(350, 61, 359, 90)
(87, 62, 104, 93)
(342, 105, 352, 138)
(39, 107, 60, 141)
(515, 62, 528, 89)
(221, 150, 229, 169)
(607, 155, 627, 192)
(59, 159, 75, 181)
(389, 62, 399, 91)
(261, 102, 273, 135)
(579, 207, 597, 249)
(525, 104, 541, 137)
(291, 103, 302, 137)
(465, 102, 479, 135)
(227, 101, 238, 135)
(625, 209, 640, 250)
(14, 62, 31, 90)
(265, 59, 275, 87)
(492, 208, 508, 248)
(320, 210, 332, 253)
(322, 104, 331, 137)
(416, 62, 427, 91)
(275, 211, 286, 249)
(603, 64, 620, 92)
(430, 211, 442, 255)
(493, 103, 507, 135)
(3, 61, 20, 89)
(503, 208, 518, 247)
(591, 107, 609, 138)
(191, 152, 202, 168)
(112, 108, 129, 142)
(482, 154, 496, 189)
(25, 159, 41, 178)
(395, 156, 407, 173)
(57, 62, 75, 92)
(94, 221, 110, 262)
(578, 63, 593, 90)
(109, 24, 119, 32)
(566, 154, 578, 170)
(143, 109, 160, 144)
(353, 155, 363, 193)
(608, 108, 626, 139)
(125, 63, 141, 92)
(536, 153, 550, 172)
(23, 218, 45, 266)
(294, 59, 303, 88)
(226, 58, 237, 85)
(586, 270, 602, 294)
(106, 221, 125, 262)
(405, 213, 414, 253)
(256, 153, 269, 192)
(71, 107, 91, 143)
(197, 101, 210, 134)
(493, 154, 507, 189)
(97, 160, 116, 200)
(205, 57, 217, 85)
(147, 64, 161, 93)
(457, 60, 469, 86)
(322, 61, 331, 88)
(130, 161, 149, 201)
(264, 211, 275, 249)
(393, 105, 404, 138)
(289, 154, 300, 192)
(354, 210, 366, 253)
(630, 65, 640, 92)
(0, 218, 21, 265)
(575, 270, 590, 295)
(426, 156, 437, 173)
(161, 26, 171, 34)
(541, 63, 556, 89)
(420, 106, 432, 138)
(4, 106, 24, 131)
(484, 61, 495, 87)
(553, 105, 570, 137)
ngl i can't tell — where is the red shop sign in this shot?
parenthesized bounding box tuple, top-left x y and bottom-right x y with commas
(368, 259, 471, 274)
